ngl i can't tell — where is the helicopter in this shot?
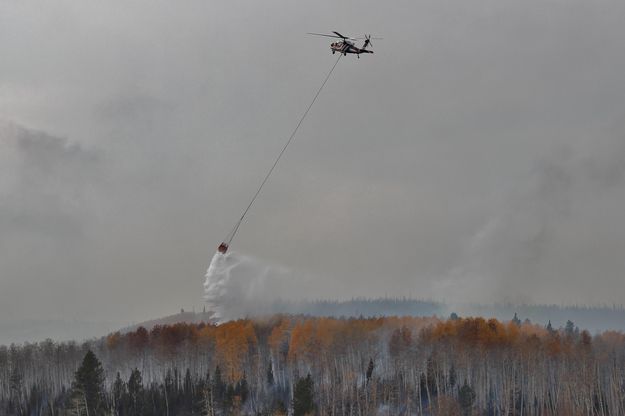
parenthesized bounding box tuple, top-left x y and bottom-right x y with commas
(308, 31, 382, 58)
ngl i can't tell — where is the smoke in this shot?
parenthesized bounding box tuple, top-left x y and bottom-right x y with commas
(204, 132, 625, 319)
(4, 0, 625, 335)
(203, 250, 303, 321)
(438, 134, 625, 307)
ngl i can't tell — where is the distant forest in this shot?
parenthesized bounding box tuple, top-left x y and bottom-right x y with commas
(4, 298, 625, 346)
(2, 315, 625, 415)
(246, 297, 625, 332)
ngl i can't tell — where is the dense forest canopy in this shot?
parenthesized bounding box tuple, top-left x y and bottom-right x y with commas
(2, 315, 625, 415)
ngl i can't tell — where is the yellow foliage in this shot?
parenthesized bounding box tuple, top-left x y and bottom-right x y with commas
(215, 320, 258, 381)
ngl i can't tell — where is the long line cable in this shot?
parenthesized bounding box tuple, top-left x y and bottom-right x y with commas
(224, 55, 342, 246)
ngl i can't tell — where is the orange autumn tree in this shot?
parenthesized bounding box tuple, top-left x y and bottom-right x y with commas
(423, 316, 558, 353)
(268, 316, 292, 360)
(288, 317, 362, 363)
(214, 320, 258, 381)
(287, 316, 438, 365)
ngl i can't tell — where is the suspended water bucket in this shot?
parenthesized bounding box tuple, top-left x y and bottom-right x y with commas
(217, 242, 229, 254)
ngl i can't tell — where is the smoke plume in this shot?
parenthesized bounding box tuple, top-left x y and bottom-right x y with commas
(203, 250, 304, 321)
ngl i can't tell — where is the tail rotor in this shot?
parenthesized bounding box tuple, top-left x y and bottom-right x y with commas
(361, 34, 382, 50)
(363, 34, 373, 49)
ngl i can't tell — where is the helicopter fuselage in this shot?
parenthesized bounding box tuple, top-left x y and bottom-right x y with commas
(330, 41, 373, 56)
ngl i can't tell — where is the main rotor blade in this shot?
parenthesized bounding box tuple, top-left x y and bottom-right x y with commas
(308, 32, 343, 39)
(331, 31, 357, 40)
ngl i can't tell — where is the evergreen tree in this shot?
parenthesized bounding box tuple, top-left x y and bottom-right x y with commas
(224, 383, 235, 411)
(71, 350, 106, 416)
(366, 358, 375, 384)
(267, 361, 274, 386)
(127, 368, 144, 415)
(212, 365, 226, 408)
(164, 369, 174, 415)
(426, 357, 438, 396)
(183, 368, 194, 411)
(512, 313, 522, 326)
(448, 364, 457, 388)
(236, 374, 249, 403)
(112, 372, 126, 415)
(565, 320, 576, 338)
(9, 366, 23, 413)
(459, 382, 476, 416)
(292, 374, 315, 416)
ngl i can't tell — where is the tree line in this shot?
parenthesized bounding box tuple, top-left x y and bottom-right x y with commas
(2, 314, 625, 415)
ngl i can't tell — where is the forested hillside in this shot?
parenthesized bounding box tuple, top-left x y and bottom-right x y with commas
(2, 315, 625, 415)
(254, 298, 625, 332)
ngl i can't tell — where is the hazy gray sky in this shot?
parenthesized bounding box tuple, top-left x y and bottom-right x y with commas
(2, 0, 625, 326)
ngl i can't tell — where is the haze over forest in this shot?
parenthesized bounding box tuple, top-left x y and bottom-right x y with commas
(2, 0, 625, 345)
